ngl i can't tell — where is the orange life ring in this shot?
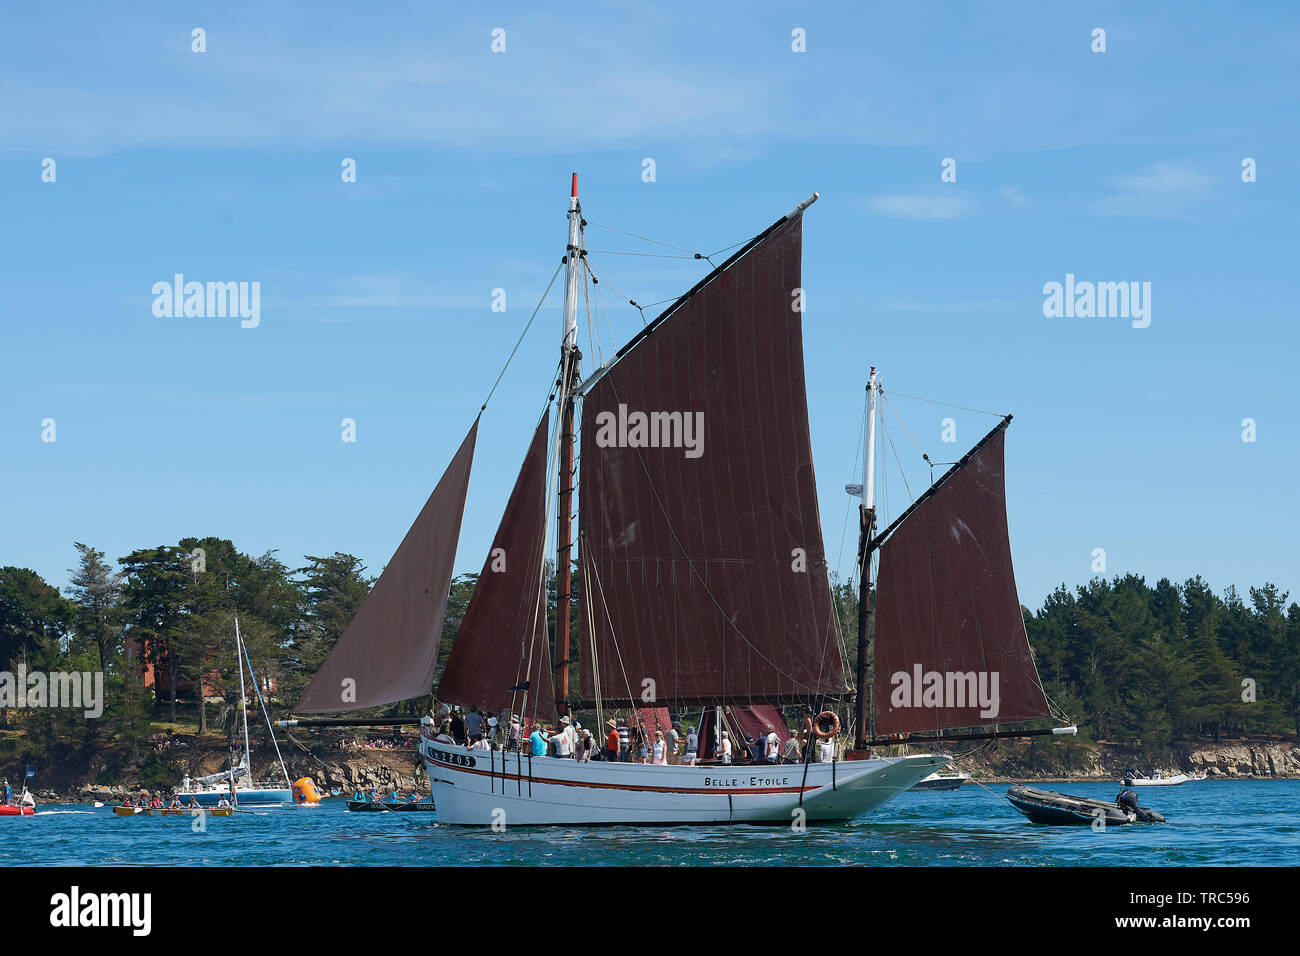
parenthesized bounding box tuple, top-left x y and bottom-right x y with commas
(813, 711, 840, 739)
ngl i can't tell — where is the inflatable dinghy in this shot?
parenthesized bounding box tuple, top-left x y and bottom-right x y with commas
(1006, 785, 1166, 825)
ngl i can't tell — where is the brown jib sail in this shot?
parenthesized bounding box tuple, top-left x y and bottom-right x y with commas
(436, 416, 555, 718)
(871, 423, 1050, 736)
(578, 213, 846, 706)
(296, 419, 479, 713)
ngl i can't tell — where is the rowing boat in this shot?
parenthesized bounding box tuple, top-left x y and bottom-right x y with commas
(345, 800, 436, 813)
(111, 806, 234, 817)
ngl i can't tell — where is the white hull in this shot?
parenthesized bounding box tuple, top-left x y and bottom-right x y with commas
(909, 770, 970, 791)
(1124, 774, 1188, 787)
(421, 733, 948, 826)
(178, 785, 295, 807)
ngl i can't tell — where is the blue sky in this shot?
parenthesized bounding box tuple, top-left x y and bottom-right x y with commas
(3, 1, 1298, 611)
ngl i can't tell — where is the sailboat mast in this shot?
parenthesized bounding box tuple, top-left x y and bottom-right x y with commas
(555, 173, 583, 715)
(234, 615, 253, 782)
(852, 367, 879, 750)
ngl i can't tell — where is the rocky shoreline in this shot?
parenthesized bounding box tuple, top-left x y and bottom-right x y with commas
(13, 737, 1299, 804)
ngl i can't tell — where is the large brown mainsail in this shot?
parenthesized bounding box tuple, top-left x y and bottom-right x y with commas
(871, 424, 1050, 735)
(296, 420, 479, 713)
(436, 416, 555, 717)
(577, 213, 845, 705)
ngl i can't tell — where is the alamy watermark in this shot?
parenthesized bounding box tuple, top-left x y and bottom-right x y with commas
(152, 274, 260, 328)
(593, 404, 704, 459)
(1042, 274, 1150, 328)
(889, 665, 1000, 718)
(0, 665, 103, 718)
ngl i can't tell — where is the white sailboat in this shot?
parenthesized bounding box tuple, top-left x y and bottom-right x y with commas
(287, 178, 1071, 826)
(178, 617, 294, 808)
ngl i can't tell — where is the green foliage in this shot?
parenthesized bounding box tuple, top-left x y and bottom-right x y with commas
(1026, 574, 1300, 747)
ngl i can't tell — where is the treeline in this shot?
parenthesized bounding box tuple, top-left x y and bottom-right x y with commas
(0, 540, 375, 770)
(2, 538, 1297, 774)
(1025, 574, 1300, 746)
(831, 572, 1300, 748)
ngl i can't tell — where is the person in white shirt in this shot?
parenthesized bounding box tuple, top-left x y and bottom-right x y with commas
(817, 737, 836, 763)
(764, 725, 780, 763)
(554, 715, 577, 758)
(719, 730, 733, 765)
(469, 736, 490, 751)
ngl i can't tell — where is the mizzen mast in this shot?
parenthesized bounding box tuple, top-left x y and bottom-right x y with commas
(850, 367, 879, 751)
(555, 173, 583, 715)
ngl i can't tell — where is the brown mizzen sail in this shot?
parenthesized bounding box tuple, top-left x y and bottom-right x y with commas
(871, 422, 1050, 736)
(578, 213, 846, 706)
(436, 416, 555, 718)
(296, 420, 479, 713)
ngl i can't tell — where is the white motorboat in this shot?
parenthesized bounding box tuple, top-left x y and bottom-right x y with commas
(1122, 768, 1190, 786)
(909, 768, 971, 791)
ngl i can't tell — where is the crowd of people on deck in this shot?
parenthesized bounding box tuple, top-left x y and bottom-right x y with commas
(428, 703, 844, 767)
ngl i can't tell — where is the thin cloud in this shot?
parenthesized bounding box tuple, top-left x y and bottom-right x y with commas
(1092, 163, 1214, 218)
(863, 193, 969, 220)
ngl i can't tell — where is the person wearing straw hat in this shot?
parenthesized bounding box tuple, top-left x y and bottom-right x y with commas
(605, 719, 621, 762)
(719, 730, 733, 765)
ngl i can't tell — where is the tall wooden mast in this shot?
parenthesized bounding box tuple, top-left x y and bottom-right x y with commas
(555, 173, 583, 715)
(851, 367, 879, 750)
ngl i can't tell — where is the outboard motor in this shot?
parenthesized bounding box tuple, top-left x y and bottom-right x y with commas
(1116, 786, 1166, 823)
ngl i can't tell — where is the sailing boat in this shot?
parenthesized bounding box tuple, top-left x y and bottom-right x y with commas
(178, 617, 295, 808)
(287, 177, 1070, 825)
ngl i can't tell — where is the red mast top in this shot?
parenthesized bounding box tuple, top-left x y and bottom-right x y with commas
(571, 172, 578, 198)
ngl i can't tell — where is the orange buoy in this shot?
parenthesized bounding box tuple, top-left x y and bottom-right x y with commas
(292, 777, 322, 804)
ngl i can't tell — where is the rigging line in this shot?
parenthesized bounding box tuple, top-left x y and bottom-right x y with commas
(585, 249, 695, 259)
(583, 219, 696, 255)
(583, 537, 646, 710)
(881, 392, 929, 463)
(238, 636, 291, 787)
(878, 410, 915, 504)
(835, 402, 867, 589)
(882, 389, 1007, 418)
(581, 258, 615, 366)
(480, 262, 564, 411)
(600, 388, 834, 697)
(583, 256, 648, 326)
(581, 259, 600, 368)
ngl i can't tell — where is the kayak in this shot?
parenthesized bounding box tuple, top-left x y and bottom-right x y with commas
(0, 805, 35, 817)
(112, 806, 234, 817)
(346, 800, 436, 813)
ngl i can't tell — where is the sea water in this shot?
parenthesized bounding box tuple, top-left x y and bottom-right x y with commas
(6, 780, 1295, 866)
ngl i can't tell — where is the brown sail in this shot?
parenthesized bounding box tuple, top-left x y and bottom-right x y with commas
(297, 419, 479, 713)
(578, 213, 846, 705)
(436, 416, 555, 717)
(871, 424, 1050, 735)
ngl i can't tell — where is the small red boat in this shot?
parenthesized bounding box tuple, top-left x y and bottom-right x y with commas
(0, 805, 34, 816)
